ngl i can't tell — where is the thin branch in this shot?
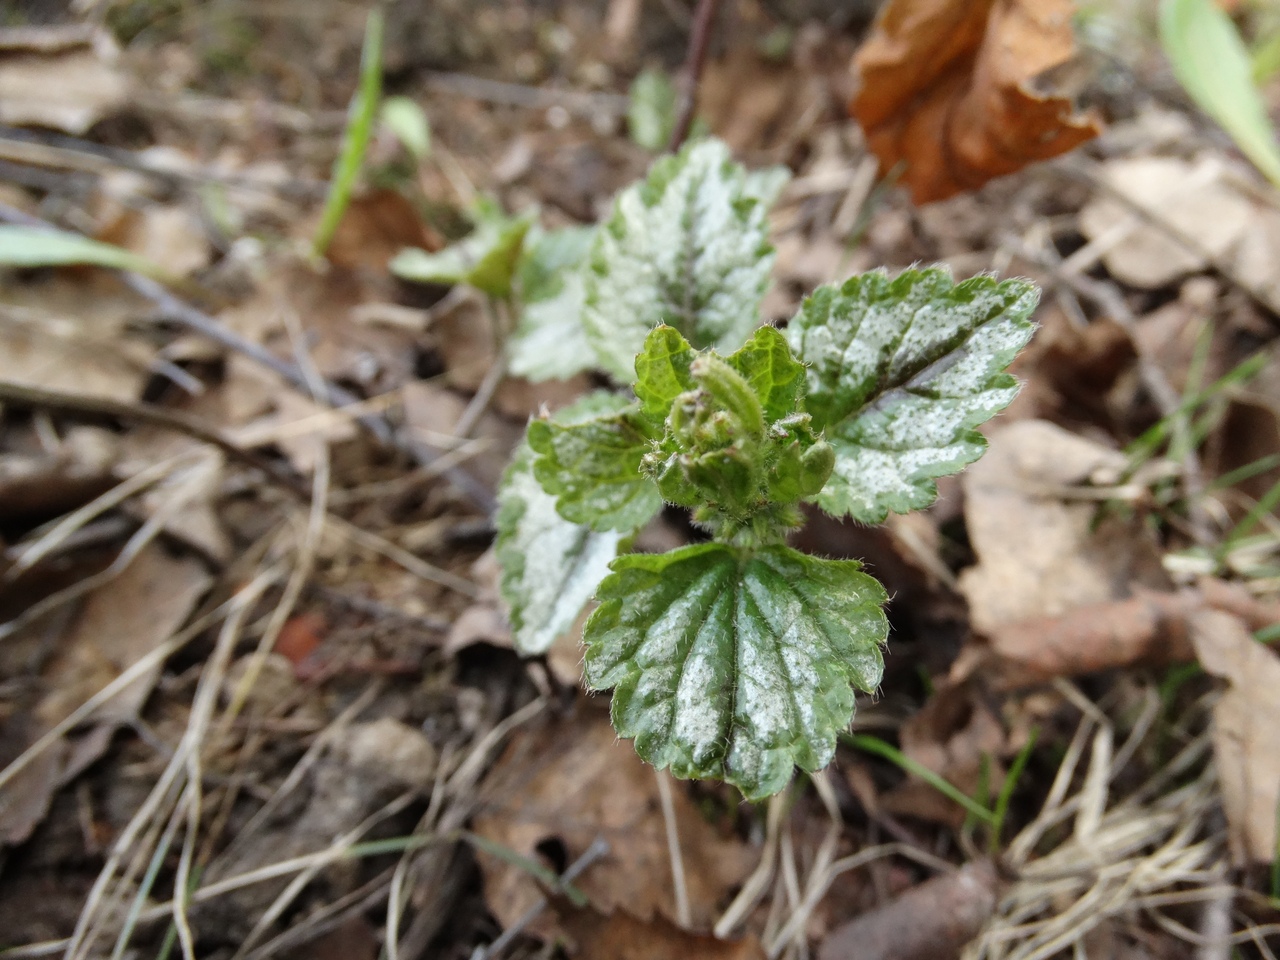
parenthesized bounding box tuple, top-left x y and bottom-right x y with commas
(667, 0, 722, 152)
(0, 203, 496, 512)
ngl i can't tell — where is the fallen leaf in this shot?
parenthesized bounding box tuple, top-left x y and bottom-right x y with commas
(851, 0, 1100, 204)
(1077, 156, 1254, 289)
(0, 426, 117, 525)
(0, 542, 210, 845)
(324, 189, 442, 272)
(472, 705, 753, 940)
(0, 276, 155, 403)
(553, 901, 767, 960)
(274, 612, 326, 666)
(958, 420, 1168, 635)
(1190, 609, 1280, 864)
(955, 578, 1280, 689)
(818, 861, 998, 960)
(0, 33, 129, 134)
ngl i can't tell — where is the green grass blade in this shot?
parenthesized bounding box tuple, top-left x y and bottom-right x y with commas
(1160, 0, 1280, 187)
(0, 224, 174, 282)
(312, 9, 384, 258)
(989, 728, 1038, 854)
(462, 831, 589, 906)
(1222, 474, 1280, 550)
(845, 733, 996, 826)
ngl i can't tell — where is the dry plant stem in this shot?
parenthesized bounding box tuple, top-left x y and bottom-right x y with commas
(1010, 234, 1213, 545)
(654, 768, 692, 929)
(0, 204, 495, 512)
(667, 0, 722, 152)
(231, 791, 418, 960)
(0, 454, 208, 641)
(422, 70, 629, 117)
(471, 837, 611, 960)
(0, 379, 310, 498)
(243, 867, 398, 960)
(0, 126, 322, 199)
(64, 572, 276, 960)
(716, 792, 786, 937)
(3, 453, 180, 580)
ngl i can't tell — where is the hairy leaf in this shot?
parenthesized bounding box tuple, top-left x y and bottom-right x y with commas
(786, 267, 1037, 523)
(584, 543, 888, 800)
(582, 139, 785, 381)
(391, 206, 535, 298)
(634, 325, 697, 419)
(528, 391, 663, 533)
(507, 226, 596, 381)
(637, 325, 830, 533)
(496, 443, 621, 655)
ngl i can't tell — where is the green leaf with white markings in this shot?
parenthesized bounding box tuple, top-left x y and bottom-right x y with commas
(528, 391, 663, 533)
(583, 542, 888, 800)
(495, 442, 622, 656)
(507, 225, 596, 381)
(786, 268, 1038, 524)
(391, 204, 535, 299)
(582, 139, 788, 381)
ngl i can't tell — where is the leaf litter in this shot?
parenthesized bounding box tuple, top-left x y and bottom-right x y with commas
(1, 3, 1280, 960)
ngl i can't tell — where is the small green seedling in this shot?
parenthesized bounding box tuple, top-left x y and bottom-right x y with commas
(395, 138, 1039, 799)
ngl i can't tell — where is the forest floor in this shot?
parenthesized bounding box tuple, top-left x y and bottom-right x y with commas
(2, 1, 1280, 958)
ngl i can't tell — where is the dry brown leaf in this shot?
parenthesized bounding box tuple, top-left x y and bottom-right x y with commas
(1078, 157, 1254, 289)
(0, 426, 117, 525)
(472, 705, 753, 940)
(0, 542, 209, 845)
(552, 901, 767, 960)
(851, 0, 1100, 204)
(0, 34, 129, 134)
(958, 420, 1167, 635)
(818, 861, 998, 960)
(0, 277, 155, 403)
(1190, 610, 1280, 865)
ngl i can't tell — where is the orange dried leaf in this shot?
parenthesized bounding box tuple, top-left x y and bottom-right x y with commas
(851, 0, 1101, 204)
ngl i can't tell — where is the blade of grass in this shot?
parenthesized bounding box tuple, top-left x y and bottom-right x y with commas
(0, 224, 175, 283)
(989, 727, 1038, 855)
(1207, 454, 1280, 493)
(845, 733, 997, 826)
(1127, 352, 1266, 465)
(311, 9, 384, 259)
(1160, 0, 1280, 188)
(1221, 475, 1280, 553)
(461, 832, 590, 906)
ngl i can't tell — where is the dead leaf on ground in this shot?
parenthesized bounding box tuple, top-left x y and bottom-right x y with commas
(472, 704, 754, 941)
(324, 189, 443, 273)
(958, 419, 1168, 636)
(1078, 157, 1254, 290)
(0, 426, 118, 525)
(0, 542, 209, 845)
(818, 861, 997, 960)
(1189, 609, 1280, 865)
(954, 577, 1280, 689)
(0, 277, 155, 403)
(552, 900, 766, 960)
(0, 31, 129, 134)
(851, 0, 1100, 204)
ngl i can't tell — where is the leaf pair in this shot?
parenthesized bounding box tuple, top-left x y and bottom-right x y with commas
(393, 139, 789, 385)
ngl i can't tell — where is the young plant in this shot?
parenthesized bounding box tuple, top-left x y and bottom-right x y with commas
(396, 138, 1038, 799)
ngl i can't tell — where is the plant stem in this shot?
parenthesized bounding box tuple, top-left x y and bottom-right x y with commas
(667, 0, 721, 152)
